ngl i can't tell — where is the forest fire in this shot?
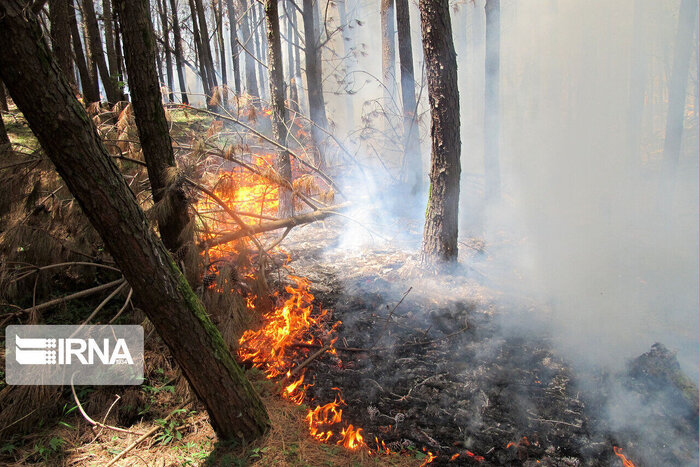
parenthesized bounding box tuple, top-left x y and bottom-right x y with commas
(613, 446, 636, 467)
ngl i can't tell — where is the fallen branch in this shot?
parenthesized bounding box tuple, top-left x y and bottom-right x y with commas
(202, 202, 350, 249)
(10, 278, 125, 316)
(286, 344, 332, 380)
(104, 399, 193, 467)
(71, 373, 141, 435)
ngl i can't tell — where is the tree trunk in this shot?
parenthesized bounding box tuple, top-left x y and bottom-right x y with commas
(70, 0, 100, 102)
(102, 0, 119, 82)
(0, 80, 8, 111)
(381, 0, 397, 111)
(419, 0, 461, 263)
(302, 0, 328, 168)
(225, 0, 241, 95)
(81, 0, 123, 102)
(114, 9, 126, 90)
(157, 0, 176, 102)
(336, 0, 355, 128)
(114, 0, 191, 254)
(0, 0, 270, 441)
(216, 0, 228, 107)
(49, 0, 76, 89)
(240, 0, 260, 99)
(287, 0, 300, 111)
(265, 0, 294, 218)
(169, 0, 190, 104)
(0, 110, 10, 148)
(194, 0, 218, 91)
(188, 0, 211, 99)
(395, 0, 421, 194)
(483, 0, 500, 201)
(251, 3, 267, 99)
(661, 0, 697, 186)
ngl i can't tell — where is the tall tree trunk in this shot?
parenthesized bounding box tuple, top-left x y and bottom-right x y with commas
(216, 0, 228, 107)
(188, 0, 211, 99)
(49, 0, 76, 89)
(483, 0, 500, 201)
(265, 0, 294, 218)
(102, 0, 119, 81)
(419, 0, 461, 263)
(0, 110, 9, 148)
(395, 0, 421, 194)
(70, 0, 100, 102)
(157, 0, 176, 102)
(251, 2, 267, 99)
(287, 0, 300, 111)
(81, 0, 122, 101)
(194, 0, 218, 91)
(240, 0, 260, 99)
(336, 0, 355, 128)
(0, 0, 270, 441)
(170, 0, 190, 104)
(302, 0, 328, 168)
(380, 0, 397, 111)
(225, 0, 241, 94)
(0, 81, 8, 111)
(661, 0, 697, 188)
(114, 0, 191, 253)
(114, 9, 126, 90)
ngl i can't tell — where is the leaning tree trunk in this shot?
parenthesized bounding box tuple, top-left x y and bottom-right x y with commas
(484, 0, 500, 202)
(225, 0, 242, 94)
(265, 0, 294, 218)
(240, 0, 260, 99)
(0, 0, 270, 441)
(81, 0, 123, 102)
(395, 0, 422, 194)
(169, 0, 190, 104)
(661, 0, 697, 189)
(302, 0, 328, 168)
(69, 0, 100, 102)
(49, 0, 76, 89)
(114, 0, 191, 254)
(380, 0, 397, 111)
(419, 0, 461, 263)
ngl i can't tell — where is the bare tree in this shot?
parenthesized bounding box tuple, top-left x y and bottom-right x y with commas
(114, 0, 191, 253)
(0, 0, 270, 440)
(265, 0, 294, 217)
(302, 0, 328, 168)
(419, 0, 461, 263)
(484, 0, 500, 201)
(395, 0, 421, 194)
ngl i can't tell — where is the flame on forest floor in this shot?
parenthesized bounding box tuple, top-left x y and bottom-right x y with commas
(613, 446, 636, 467)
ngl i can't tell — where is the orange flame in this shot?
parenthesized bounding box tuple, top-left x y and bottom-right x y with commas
(613, 446, 636, 467)
(338, 424, 366, 450)
(419, 451, 437, 466)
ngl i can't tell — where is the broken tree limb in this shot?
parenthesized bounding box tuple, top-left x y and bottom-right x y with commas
(202, 202, 350, 249)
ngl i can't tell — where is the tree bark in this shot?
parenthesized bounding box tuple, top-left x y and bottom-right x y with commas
(70, 0, 100, 102)
(102, 0, 119, 81)
(216, 0, 228, 107)
(194, 0, 218, 92)
(0, 110, 10, 148)
(0, 80, 7, 112)
(395, 0, 421, 194)
(484, 0, 500, 201)
(81, 0, 123, 102)
(285, 0, 299, 112)
(49, 0, 76, 89)
(419, 0, 461, 263)
(380, 0, 397, 110)
(240, 0, 260, 99)
(169, 0, 190, 104)
(251, 2, 267, 99)
(302, 0, 328, 168)
(0, 0, 270, 441)
(225, 0, 241, 94)
(114, 0, 191, 254)
(265, 0, 294, 218)
(661, 0, 697, 186)
(157, 0, 176, 102)
(188, 0, 211, 99)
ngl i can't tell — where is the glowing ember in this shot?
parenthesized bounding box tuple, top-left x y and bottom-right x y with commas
(419, 450, 437, 466)
(613, 446, 636, 467)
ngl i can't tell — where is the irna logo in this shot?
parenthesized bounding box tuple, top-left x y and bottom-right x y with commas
(5, 325, 143, 385)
